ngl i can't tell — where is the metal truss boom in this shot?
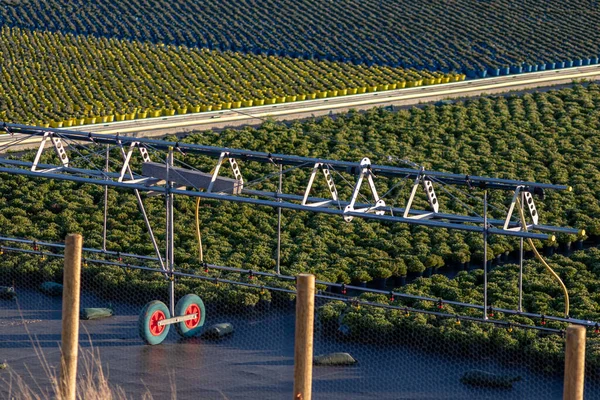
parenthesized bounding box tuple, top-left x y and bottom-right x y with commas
(0, 165, 558, 241)
(0, 123, 590, 328)
(0, 123, 582, 241)
(3, 123, 571, 191)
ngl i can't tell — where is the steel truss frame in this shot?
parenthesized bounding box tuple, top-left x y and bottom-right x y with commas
(0, 123, 589, 326)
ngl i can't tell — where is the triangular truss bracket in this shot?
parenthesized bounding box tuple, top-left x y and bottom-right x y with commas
(206, 152, 244, 193)
(343, 157, 386, 222)
(403, 168, 440, 219)
(119, 142, 152, 183)
(301, 163, 338, 207)
(31, 132, 70, 172)
(504, 186, 538, 230)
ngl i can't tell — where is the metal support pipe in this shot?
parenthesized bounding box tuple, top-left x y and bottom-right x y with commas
(277, 163, 282, 275)
(117, 145, 167, 272)
(4, 123, 572, 191)
(102, 144, 109, 251)
(0, 164, 561, 240)
(483, 190, 488, 320)
(0, 154, 581, 235)
(166, 147, 175, 315)
(518, 191, 524, 313)
(245, 189, 583, 235)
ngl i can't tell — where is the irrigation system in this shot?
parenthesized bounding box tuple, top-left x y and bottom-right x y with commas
(0, 122, 593, 344)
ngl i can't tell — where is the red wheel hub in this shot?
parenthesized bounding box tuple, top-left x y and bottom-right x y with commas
(184, 304, 201, 328)
(149, 310, 166, 336)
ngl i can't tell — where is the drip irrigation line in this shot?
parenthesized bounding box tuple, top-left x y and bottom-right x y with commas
(316, 293, 563, 335)
(0, 244, 592, 332)
(0, 235, 591, 327)
(0, 236, 160, 262)
(201, 262, 589, 326)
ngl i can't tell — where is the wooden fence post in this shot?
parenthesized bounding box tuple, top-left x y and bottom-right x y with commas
(60, 234, 83, 400)
(293, 274, 315, 400)
(564, 324, 586, 400)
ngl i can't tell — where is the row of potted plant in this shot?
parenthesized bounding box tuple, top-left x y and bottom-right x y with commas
(0, 27, 457, 127)
(1, 0, 599, 73)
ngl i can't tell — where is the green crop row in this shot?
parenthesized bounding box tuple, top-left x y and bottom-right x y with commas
(2, 85, 600, 281)
(0, 27, 458, 127)
(318, 249, 600, 375)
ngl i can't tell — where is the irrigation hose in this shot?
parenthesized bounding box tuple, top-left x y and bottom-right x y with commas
(516, 197, 569, 317)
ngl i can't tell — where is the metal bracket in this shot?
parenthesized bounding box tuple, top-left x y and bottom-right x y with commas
(301, 163, 338, 207)
(343, 158, 386, 222)
(157, 313, 198, 326)
(31, 132, 69, 172)
(403, 168, 439, 219)
(118, 142, 151, 183)
(207, 152, 244, 193)
(504, 186, 538, 230)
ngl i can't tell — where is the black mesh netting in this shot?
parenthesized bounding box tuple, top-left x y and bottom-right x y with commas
(2, 256, 600, 399)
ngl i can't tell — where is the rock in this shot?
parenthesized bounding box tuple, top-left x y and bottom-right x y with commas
(313, 352, 357, 366)
(460, 370, 522, 389)
(40, 282, 62, 296)
(81, 308, 113, 320)
(338, 324, 350, 336)
(202, 323, 234, 339)
(0, 286, 16, 300)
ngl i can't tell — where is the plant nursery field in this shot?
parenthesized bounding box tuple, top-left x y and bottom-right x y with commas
(2, 86, 600, 372)
(1, 0, 599, 73)
(0, 26, 456, 126)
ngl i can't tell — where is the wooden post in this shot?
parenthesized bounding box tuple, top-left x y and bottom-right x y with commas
(293, 274, 315, 400)
(60, 234, 83, 400)
(563, 325, 586, 400)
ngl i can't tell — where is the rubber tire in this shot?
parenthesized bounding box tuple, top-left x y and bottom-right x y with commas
(174, 294, 206, 338)
(138, 300, 171, 345)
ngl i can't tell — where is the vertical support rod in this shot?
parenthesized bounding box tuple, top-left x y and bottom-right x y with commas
(60, 233, 83, 400)
(294, 274, 315, 400)
(277, 163, 282, 275)
(102, 144, 109, 251)
(518, 190, 524, 312)
(483, 190, 488, 320)
(166, 147, 175, 316)
(563, 325, 586, 400)
(118, 146, 166, 272)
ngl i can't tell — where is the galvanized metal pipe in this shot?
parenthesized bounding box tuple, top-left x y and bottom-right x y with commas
(0, 165, 559, 240)
(3, 123, 571, 191)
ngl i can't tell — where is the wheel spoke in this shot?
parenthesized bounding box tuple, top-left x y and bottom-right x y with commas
(149, 310, 166, 335)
